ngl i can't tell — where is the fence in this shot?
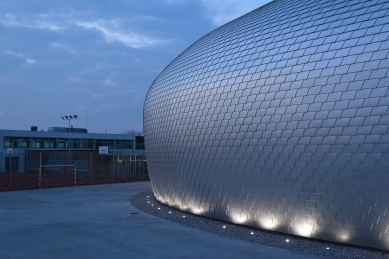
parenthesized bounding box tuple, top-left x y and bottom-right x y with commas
(0, 150, 148, 192)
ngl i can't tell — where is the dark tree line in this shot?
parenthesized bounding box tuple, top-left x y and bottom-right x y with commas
(121, 129, 143, 136)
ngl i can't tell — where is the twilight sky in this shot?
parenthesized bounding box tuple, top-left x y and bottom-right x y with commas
(0, 0, 271, 134)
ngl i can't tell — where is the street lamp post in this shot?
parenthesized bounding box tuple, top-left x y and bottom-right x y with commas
(61, 115, 77, 185)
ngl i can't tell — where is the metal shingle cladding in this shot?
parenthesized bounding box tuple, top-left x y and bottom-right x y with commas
(143, 0, 389, 250)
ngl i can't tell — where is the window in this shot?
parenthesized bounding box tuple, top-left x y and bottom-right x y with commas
(58, 139, 69, 149)
(73, 139, 93, 149)
(96, 139, 114, 148)
(3, 137, 30, 148)
(32, 138, 55, 148)
(135, 136, 145, 150)
(116, 140, 134, 149)
(32, 138, 41, 148)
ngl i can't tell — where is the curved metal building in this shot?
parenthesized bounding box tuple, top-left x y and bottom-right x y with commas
(144, 0, 389, 250)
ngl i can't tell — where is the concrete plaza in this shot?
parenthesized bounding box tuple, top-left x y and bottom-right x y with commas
(0, 182, 323, 258)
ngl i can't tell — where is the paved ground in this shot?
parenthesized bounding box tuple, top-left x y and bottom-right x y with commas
(0, 182, 323, 258)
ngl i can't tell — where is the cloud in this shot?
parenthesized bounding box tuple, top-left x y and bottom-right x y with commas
(50, 42, 64, 48)
(181, 0, 270, 26)
(0, 110, 5, 115)
(34, 20, 64, 31)
(164, 0, 271, 25)
(1, 14, 65, 31)
(74, 20, 166, 48)
(103, 79, 116, 86)
(101, 103, 124, 107)
(4, 50, 23, 58)
(4, 50, 36, 64)
(165, 0, 187, 3)
(67, 75, 81, 82)
(1, 13, 168, 49)
(50, 42, 78, 54)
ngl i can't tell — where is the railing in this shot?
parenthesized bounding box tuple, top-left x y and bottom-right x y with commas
(0, 149, 149, 192)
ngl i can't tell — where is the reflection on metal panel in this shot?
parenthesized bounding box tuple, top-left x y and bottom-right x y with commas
(144, 0, 389, 250)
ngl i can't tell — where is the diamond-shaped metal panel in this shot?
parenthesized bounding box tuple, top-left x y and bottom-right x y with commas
(144, 0, 389, 250)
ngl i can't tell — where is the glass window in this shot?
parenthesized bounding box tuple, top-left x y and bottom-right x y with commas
(32, 138, 41, 148)
(96, 139, 114, 148)
(3, 137, 30, 148)
(18, 138, 30, 148)
(49, 138, 56, 148)
(58, 138, 69, 149)
(73, 139, 93, 149)
(32, 138, 56, 149)
(136, 143, 145, 150)
(3, 137, 12, 148)
(116, 140, 134, 149)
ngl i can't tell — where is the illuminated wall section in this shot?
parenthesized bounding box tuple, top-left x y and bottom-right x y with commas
(144, 0, 389, 250)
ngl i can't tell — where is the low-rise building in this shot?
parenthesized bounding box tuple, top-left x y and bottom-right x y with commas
(0, 127, 145, 174)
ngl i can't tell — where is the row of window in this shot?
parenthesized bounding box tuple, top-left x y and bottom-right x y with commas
(3, 137, 136, 150)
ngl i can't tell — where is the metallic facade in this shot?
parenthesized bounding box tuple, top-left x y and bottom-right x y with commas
(144, 0, 389, 250)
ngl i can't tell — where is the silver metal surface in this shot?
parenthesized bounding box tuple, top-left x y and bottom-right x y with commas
(144, 0, 389, 250)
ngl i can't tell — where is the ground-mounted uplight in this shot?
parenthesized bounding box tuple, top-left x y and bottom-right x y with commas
(236, 217, 246, 223)
(295, 225, 312, 237)
(286, 239, 289, 242)
(260, 218, 276, 230)
(251, 232, 254, 235)
(338, 234, 349, 241)
(326, 247, 329, 250)
(223, 226, 226, 229)
(169, 211, 172, 214)
(158, 208, 160, 210)
(194, 209, 201, 214)
(183, 215, 186, 218)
